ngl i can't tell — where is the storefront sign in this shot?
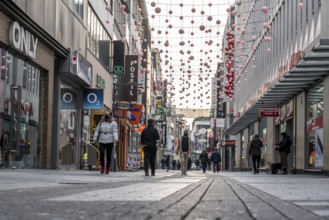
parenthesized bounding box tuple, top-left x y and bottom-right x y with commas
(73, 52, 92, 86)
(124, 55, 138, 101)
(115, 101, 131, 109)
(82, 89, 104, 109)
(113, 41, 125, 75)
(259, 107, 279, 117)
(221, 140, 236, 147)
(9, 21, 38, 59)
(60, 88, 77, 109)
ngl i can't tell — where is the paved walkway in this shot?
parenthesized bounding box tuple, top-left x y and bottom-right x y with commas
(0, 169, 328, 220)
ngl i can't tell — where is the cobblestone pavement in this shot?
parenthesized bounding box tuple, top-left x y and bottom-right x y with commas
(0, 169, 328, 220)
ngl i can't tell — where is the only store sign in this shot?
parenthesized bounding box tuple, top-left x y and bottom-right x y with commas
(82, 89, 104, 109)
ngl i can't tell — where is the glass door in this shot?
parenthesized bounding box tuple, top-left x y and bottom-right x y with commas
(59, 83, 80, 168)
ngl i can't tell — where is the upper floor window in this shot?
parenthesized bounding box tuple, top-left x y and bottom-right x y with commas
(74, 0, 84, 19)
(87, 5, 113, 72)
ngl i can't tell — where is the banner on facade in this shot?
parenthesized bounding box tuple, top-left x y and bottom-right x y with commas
(216, 102, 226, 118)
(124, 55, 138, 101)
(82, 88, 104, 109)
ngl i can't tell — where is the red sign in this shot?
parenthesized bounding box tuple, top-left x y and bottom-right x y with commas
(259, 107, 279, 117)
(307, 117, 323, 132)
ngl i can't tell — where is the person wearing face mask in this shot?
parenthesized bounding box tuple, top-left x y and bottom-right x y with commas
(93, 111, 118, 174)
(176, 130, 192, 176)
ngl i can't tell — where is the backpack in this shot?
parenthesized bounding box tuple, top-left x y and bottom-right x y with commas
(181, 137, 189, 152)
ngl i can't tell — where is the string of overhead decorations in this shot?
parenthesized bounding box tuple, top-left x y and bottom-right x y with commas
(147, 0, 232, 109)
(146, 0, 305, 109)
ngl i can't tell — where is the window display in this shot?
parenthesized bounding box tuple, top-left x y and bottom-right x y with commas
(306, 83, 324, 168)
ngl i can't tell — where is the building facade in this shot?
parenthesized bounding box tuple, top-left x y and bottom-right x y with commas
(0, 0, 155, 170)
(223, 0, 329, 175)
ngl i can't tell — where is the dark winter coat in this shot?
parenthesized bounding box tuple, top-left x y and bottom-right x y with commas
(211, 151, 221, 163)
(141, 125, 160, 148)
(278, 135, 291, 154)
(199, 152, 209, 164)
(165, 156, 170, 167)
(249, 138, 263, 156)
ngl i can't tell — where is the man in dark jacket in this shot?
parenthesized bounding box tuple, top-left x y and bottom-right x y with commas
(141, 119, 160, 176)
(176, 130, 192, 176)
(276, 132, 291, 174)
(249, 134, 263, 174)
(199, 150, 209, 173)
(211, 148, 221, 173)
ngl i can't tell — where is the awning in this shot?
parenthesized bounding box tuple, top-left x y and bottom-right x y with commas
(225, 40, 329, 135)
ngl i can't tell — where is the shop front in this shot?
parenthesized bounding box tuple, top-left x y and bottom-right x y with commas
(113, 103, 144, 170)
(0, 48, 45, 168)
(0, 15, 58, 169)
(58, 50, 93, 169)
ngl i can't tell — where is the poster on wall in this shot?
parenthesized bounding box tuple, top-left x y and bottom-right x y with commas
(315, 128, 323, 167)
(126, 153, 141, 170)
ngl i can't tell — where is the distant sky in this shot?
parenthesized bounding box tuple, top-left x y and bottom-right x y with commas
(146, 0, 234, 110)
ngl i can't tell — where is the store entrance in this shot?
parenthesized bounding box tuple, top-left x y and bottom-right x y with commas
(58, 83, 81, 168)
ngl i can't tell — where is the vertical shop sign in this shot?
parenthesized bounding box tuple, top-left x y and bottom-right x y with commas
(113, 41, 125, 75)
(216, 102, 226, 118)
(124, 55, 138, 101)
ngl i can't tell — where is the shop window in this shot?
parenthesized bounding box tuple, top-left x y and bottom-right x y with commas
(306, 82, 324, 168)
(0, 48, 43, 168)
(87, 5, 113, 72)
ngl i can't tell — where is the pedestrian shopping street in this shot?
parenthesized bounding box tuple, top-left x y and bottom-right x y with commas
(0, 169, 328, 220)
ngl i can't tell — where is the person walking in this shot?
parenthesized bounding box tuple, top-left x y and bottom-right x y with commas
(176, 130, 192, 176)
(165, 155, 170, 172)
(199, 150, 209, 173)
(177, 160, 181, 170)
(161, 157, 166, 170)
(141, 119, 160, 176)
(210, 148, 221, 173)
(275, 132, 291, 174)
(172, 159, 177, 170)
(195, 158, 200, 170)
(93, 111, 118, 175)
(249, 134, 263, 174)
